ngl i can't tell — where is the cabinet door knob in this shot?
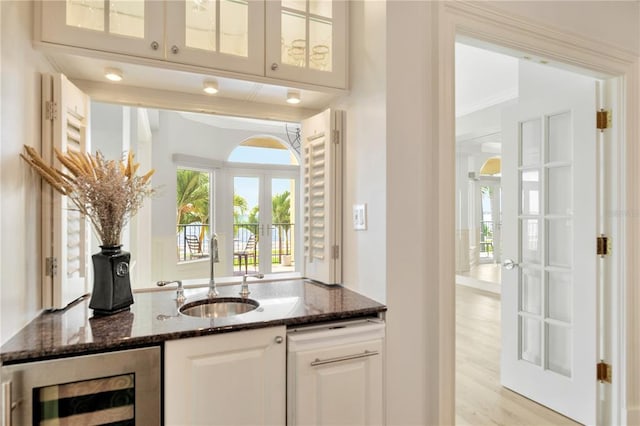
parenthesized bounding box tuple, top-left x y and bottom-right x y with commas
(275, 336, 284, 344)
(171, 45, 179, 54)
(150, 41, 159, 50)
(271, 63, 279, 71)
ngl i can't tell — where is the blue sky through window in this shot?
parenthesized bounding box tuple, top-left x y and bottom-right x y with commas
(228, 146, 296, 165)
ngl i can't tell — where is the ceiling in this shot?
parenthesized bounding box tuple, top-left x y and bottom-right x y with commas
(455, 42, 519, 118)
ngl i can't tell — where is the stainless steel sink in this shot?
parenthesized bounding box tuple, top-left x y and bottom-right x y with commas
(179, 297, 259, 318)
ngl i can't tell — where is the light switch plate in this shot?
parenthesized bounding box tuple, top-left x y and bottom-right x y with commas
(353, 204, 367, 230)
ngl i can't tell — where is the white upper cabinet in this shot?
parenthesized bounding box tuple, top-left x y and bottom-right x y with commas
(41, 0, 164, 60)
(37, 0, 348, 88)
(40, 0, 264, 75)
(265, 0, 347, 88)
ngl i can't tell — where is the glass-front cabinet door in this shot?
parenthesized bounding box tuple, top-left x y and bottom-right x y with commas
(265, 0, 347, 88)
(41, 0, 164, 59)
(165, 0, 265, 75)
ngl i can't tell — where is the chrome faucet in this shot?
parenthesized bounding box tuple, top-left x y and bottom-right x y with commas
(208, 233, 220, 298)
(157, 280, 185, 304)
(240, 273, 264, 298)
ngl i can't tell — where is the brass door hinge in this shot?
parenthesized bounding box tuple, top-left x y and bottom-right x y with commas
(45, 256, 58, 277)
(596, 109, 611, 131)
(332, 129, 340, 144)
(332, 245, 340, 259)
(597, 361, 612, 383)
(597, 235, 610, 257)
(45, 101, 57, 121)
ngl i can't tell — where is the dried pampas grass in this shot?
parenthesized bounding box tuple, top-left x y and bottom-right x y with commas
(21, 146, 155, 246)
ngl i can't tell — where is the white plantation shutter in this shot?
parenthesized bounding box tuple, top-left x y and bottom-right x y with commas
(41, 74, 91, 309)
(302, 109, 343, 284)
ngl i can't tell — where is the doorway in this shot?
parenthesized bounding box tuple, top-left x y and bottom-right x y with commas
(230, 169, 298, 275)
(454, 39, 606, 425)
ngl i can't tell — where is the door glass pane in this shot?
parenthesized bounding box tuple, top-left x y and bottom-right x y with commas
(521, 219, 540, 264)
(110, 0, 145, 38)
(282, 11, 306, 67)
(234, 177, 260, 274)
(67, 0, 104, 31)
(310, 0, 332, 18)
(186, 0, 217, 51)
(547, 271, 572, 322)
(480, 186, 494, 261)
(520, 169, 540, 215)
(520, 268, 541, 315)
(520, 119, 541, 166)
(177, 169, 211, 262)
(547, 324, 572, 377)
(547, 166, 572, 215)
(309, 18, 332, 71)
(548, 112, 571, 163)
(520, 316, 541, 366)
(282, 0, 306, 12)
(547, 219, 572, 268)
(272, 178, 295, 273)
(220, 0, 248, 57)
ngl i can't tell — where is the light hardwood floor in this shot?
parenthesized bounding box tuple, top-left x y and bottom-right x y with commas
(455, 285, 581, 425)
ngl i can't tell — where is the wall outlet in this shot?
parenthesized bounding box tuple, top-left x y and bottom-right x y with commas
(353, 204, 367, 230)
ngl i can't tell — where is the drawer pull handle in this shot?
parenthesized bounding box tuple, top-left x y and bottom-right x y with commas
(310, 350, 379, 367)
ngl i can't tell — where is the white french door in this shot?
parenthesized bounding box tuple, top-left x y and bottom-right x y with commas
(230, 168, 299, 275)
(501, 61, 598, 424)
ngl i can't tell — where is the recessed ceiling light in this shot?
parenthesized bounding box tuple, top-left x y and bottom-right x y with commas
(203, 79, 219, 95)
(104, 67, 123, 82)
(286, 89, 301, 104)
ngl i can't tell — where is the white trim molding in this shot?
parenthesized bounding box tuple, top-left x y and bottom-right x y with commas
(436, 2, 639, 424)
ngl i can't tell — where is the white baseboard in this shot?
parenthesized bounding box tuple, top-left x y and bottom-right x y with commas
(455, 274, 501, 294)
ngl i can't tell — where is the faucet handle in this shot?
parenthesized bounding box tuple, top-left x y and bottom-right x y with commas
(240, 273, 264, 298)
(157, 280, 185, 304)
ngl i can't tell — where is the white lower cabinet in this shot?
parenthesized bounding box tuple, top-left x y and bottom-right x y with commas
(287, 320, 385, 425)
(164, 326, 286, 426)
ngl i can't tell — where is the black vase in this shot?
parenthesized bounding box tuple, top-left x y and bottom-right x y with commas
(89, 245, 134, 316)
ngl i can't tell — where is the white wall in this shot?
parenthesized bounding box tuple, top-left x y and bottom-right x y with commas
(0, 1, 55, 345)
(386, 1, 438, 424)
(487, 1, 640, 55)
(336, 0, 386, 303)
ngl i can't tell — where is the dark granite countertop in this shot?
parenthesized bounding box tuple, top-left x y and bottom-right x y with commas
(0, 279, 386, 364)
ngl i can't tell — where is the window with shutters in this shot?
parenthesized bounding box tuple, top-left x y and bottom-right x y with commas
(301, 109, 343, 284)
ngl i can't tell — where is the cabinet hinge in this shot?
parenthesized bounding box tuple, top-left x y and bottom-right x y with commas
(597, 361, 612, 383)
(332, 129, 340, 144)
(45, 101, 57, 121)
(332, 245, 340, 259)
(597, 235, 610, 257)
(45, 256, 58, 277)
(596, 109, 611, 131)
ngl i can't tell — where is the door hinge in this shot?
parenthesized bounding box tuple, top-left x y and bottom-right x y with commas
(332, 129, 340, 144)
(597, 235, 610, 257)
(596, 109, 611, 131)
(332, 245, 340, 259)
(597, 361, 612, 383)
(45, 101, 57, 121)
(45, 256, 58, 277)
